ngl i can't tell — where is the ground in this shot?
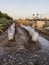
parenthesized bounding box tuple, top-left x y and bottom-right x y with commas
(0, 23, 49, 65)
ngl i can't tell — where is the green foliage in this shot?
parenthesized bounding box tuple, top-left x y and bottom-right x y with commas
(0, 11, 13, 20)
(43, 23, 49, 28)
(0, 29, 3, 33)
(0, 11, 13, 33)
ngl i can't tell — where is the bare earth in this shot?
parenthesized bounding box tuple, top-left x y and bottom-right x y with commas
(0, 23, 49, 65)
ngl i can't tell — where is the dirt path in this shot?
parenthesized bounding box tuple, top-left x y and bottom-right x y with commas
(0, 23, 40, 52)
(0, 23, 41, 65)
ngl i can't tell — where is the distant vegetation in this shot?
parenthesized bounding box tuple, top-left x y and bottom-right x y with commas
(0, 11, 13, 33)
(0, 11, 13, 20)
(43, 23, 49, 28)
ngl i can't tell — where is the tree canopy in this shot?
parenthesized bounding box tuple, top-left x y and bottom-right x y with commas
(0, 11, 13, 33)
(0, 11, 13, 20)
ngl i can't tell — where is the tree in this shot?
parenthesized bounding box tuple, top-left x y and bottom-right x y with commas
(33, 14, 35, 19)
(0, 11, 2, 18)
(36, 13, 39, 18)
(0, 11, 13, 20)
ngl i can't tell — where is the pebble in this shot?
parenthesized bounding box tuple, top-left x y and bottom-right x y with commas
(28, 62, 34, 65)
(34, 54, 38, 57)
(13, 57, 16, 60)
(10, 55, 13, 58)
(12, 60, 14, 63)
(20, 58, 23, 61)
(4, 59, 6, 62)
(5, 62, 7, 65)
(44, 57, 47, 60)
(19, 62, 22, 65)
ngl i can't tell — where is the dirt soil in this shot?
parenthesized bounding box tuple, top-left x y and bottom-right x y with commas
(0, 23, 41, 65)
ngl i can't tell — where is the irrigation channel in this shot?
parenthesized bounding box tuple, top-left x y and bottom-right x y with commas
(0, 23, 49, 65)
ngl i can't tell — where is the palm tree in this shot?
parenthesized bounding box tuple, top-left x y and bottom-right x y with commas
(33, 14, 35, 19)
(36, 13, 39, 18)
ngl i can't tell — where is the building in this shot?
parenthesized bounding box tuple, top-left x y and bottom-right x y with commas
(36, 21, 45, 28)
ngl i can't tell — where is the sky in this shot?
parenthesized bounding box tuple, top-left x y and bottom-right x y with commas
(0, 0, 49, 19)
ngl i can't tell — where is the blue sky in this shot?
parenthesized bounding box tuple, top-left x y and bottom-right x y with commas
(0, 0, 49, 19)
